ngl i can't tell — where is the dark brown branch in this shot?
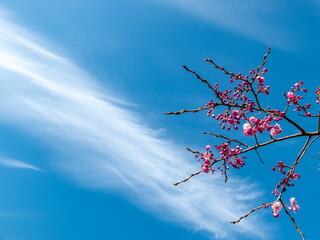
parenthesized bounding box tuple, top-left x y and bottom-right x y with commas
(278, 136, 314, 199)
(204, 59, 237, 78)
(280, 199, 305, 240)
(281, 115, 306, 133)
(182, 65, 216, 92)
(173, 132, 319, 186)
(202, 132, 249, 148)
(173, 170, 202, 186)
(254, 148, 264, 164)
(318, 110, 320, 132)
(185, 147, 202, 155)
(230, 204, 269, 224)
(223, 160, 228, 183)
(298, 114, 319, 118)
(165, 106, 212, 115)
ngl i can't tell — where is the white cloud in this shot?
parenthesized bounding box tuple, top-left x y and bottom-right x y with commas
(152, 0, 297, 49)
(0, 10, 271, 239)
(0, 157, 42, 171)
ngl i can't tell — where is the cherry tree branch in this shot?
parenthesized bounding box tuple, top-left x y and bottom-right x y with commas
(280, 199, 305, 240)
(202, 132, 249, 148)
(230, 203, 271, 224)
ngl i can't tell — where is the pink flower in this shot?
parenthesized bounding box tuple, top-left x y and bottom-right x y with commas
(249, 116, 256, 123)
(232, 109, 239, 116)
(257, 76, 265, 85)
(289, 172, 300, 181)
(206, 145, 211, 150)
(273, 212, 280, 218)
(243, 122, 257, 136)
(270, 124, 282, 137)
(272, 201, 282, 212)
(292, 204, 300, 213)
(202, 164, 209, 173)
(289, 197, 300, 213)
(243, 123, 251, 130)
(272, 201, 282, 217)
(227, 118, 234, 125)
(290, 197, 297, 206)
(287, 91, 295, 98)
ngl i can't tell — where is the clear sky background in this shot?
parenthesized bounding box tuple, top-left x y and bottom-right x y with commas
(0, 1, 319, 240)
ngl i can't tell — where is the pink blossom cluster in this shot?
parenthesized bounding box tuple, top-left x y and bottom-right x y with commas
(207, 108, 241, 131)
(206, 68, 272, 129)
(242, 116, 283, 137)
(286, 81, 311, 116)
(197, 143, 247, 174)
(288, 197, 300, 213)
(254, 68, 270, 94)
(270, 124, 283, 137)
(270, 197, 300, 218)
(215, 142, 245, 169)
(272, 161, 300, 196)
(271, 201, 282, 218)
(198, 145, 215, 173)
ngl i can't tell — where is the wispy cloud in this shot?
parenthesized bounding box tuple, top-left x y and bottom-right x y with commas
(0, 157, 42, 172)
(152, 0, 297, 49)
(0, 10, 271, 239)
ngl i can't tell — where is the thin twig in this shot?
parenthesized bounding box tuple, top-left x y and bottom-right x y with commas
(204, 59, 237, 78)
(173, 170, 202, 186)
(230, 204, 269, 224)
(253, 46, 272, 79)
(223, 160, 228, 183)
(318, 110, 320, 132)
(165, 106, 212, 115)
(203, 132, 249, 148)
(185, 147, 202, 155)
(183, 65, 216, 92)
(255, 149, 264, 164)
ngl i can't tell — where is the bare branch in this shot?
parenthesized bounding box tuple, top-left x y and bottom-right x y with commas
(203, 132, 249, 148)
(253, 46, 272, 79)
(185, 147, 202, 155)
(173, 170, 202, 186)
(204, 58, 237, 78)
(280, 199, 305, 240)
(165, 106, 212, 115)
(230, 204, 269, 224)
(254, 148, 264, 164)
(318, 110, 320, 132)
(182, 65, 216, 93)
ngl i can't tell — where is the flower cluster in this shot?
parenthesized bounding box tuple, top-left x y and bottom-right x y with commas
(272, 201, 282, 218)
(215, 142, 245, 169)
(167, 47, 320, 239)
(271, 197, 300, 218)
(206, 68, 272, 130)
(242, 116, 282, 137)
(272, 161, 300, 196)
(197, 143, 247, 174)
(288, 197, 300, 213)
(208, 108, 241, 131)
(198, 145, 215, 173)
(286, 81, 311, 116)
(255, 68, 270, 94)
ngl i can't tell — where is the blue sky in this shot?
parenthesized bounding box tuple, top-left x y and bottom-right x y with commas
(0, 1, 319, 239)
